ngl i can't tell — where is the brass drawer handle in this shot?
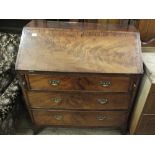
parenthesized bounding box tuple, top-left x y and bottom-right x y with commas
(54, 114, 63, 121)
(96, 115, 107, 121)
(99, 81, 111, 87)
(49, 80, 60, 86)
(97, 98, 108, 105)
(51, 97, 62, 103)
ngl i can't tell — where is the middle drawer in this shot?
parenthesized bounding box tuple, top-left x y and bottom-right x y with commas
(27, 91, 130, 110)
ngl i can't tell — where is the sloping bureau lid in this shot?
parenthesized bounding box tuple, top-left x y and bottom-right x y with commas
(15, 20, 143, 74)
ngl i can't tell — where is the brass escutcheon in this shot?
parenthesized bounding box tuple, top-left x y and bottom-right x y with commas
(99, 81, 111, 87)
(97, 98, 108, 104)
(54, 114, 63, 121)
(96, 115, 107, 121)
(49, 80, 60, 86)
(51, 97, 62, 103)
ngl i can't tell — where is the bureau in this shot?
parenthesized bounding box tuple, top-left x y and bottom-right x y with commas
(15, 20, 143, 134)
(130, 50, 155, 134)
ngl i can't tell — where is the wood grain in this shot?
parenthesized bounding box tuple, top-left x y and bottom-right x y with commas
(32, 109, 127, 127)
(28, 74, 131, 92)
(27, 91, 130, 110)
(136, 114, 155, 134)
(15, 20, 143, 74)
(15, 20, 143, 133)
(138, 19, 155, 46)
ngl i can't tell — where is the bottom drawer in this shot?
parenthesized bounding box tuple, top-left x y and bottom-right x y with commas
(136, 114, 155, 134)
(31, 110, 127, 127)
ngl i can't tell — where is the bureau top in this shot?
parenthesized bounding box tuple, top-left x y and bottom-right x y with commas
(15, 20, 143, 74)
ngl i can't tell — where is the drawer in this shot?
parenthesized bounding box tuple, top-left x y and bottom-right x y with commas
(28, 92, 130, 110)
(32, 110, 127, 127)
(27, 74, 131, 92)
(136, 114, 155, 134)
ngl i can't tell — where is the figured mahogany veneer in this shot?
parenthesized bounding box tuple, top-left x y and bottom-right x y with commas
(28, 74, 131, 92)
(32, 110, 127, 127)
(15, 20, 143, 74)
(16, 20, 143, 134)
(27, 91, 130, 110)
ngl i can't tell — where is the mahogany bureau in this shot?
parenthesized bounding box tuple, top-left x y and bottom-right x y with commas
(15, 20, 143, 134)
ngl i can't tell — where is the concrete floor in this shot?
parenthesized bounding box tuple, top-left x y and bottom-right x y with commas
(15, 108, 122, 135)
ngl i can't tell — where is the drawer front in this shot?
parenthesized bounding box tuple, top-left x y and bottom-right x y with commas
(28, 92, 130, 110)
(28, 74, 131, 92)
(136, 114, 155, 134)
(32, 110, 127, 127)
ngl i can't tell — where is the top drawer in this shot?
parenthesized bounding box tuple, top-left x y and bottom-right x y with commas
(27, 74, 131, 92)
